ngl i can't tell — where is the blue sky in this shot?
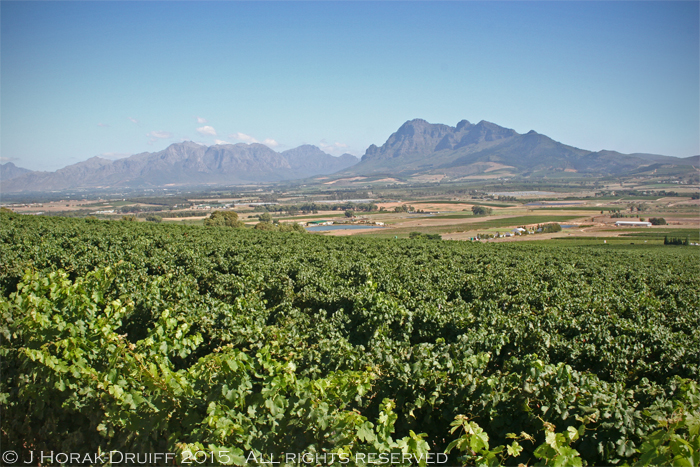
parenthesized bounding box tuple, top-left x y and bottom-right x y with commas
(2, 1, 698, 171)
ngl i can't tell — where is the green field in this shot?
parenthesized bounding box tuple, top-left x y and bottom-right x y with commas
(272, 213, 346, 221)
(1, 213, 698, 466)
(547, 237, 665, 247)
(427, 213, 473, 220)
(415, 200, 517, 208)
(359, 215, 586, 238)
(461, 215, 584, 229)
(532, 206, 618, 212)
(617, 228, 700, 242)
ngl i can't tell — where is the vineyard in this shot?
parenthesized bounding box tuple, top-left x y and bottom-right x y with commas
(1, 212, 698, 466)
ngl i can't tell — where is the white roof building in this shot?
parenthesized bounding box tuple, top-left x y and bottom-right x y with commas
(615, 221, 652, 227)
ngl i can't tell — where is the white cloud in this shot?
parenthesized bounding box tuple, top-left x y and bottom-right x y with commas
(196, 116, 208, 123)
(229, 132, 258, 143)
(0, 156, 19, 162)
(147, 131, 173, 139)
(97, 123, 109, 128)
(197, 126, 217, 136)
(319, 141, 351, 156)
(214, 139, 231, 145)
(226, 133, 279, 147)
(146, 130, 174, 144)
(128, 117, 139, 124)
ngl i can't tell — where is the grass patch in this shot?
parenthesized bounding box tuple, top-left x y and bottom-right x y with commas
(619, 196, 664, 201)
(618, 228, 700, 242)
(546, 239, 680, 249)
(533, 206, 617, 211)
(589, 196, 664, 201)
(273, 213, 346, 221)
(359, 215, 583, 237)
(107, 201, 137, 207)
(413, 200, 516, 208)
(460, 215, 583, 230)
(469, 201, 517, 208)
(429, 213, 474, 219)
(639, 184, 687, 189)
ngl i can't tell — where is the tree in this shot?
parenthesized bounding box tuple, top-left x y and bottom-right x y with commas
(471, 206, 492, 216)
(345, 210, 355, 218)
(204, 210, 243, 228)
(254, 221, 276, 231)
(258, 212, 273, 223)
(278, 223, 306, 233)
(145, 215, 162, 223)
(538, 223, 562, 233)
(394, 205, 413, 213)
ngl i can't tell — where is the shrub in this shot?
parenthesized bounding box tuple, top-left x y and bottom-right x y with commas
(254, 221, 276, 231)
(471, 206, 493, 216)
(409, 232, 441, 240)
(665, 236, 689, 246)
(204, 210, 244, 228)
(258, 212, 273, 223)
(278, 223, 306, 233)
(537, 223, 562, 233)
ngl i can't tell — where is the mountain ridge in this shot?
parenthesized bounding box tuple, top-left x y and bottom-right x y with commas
(2, 119, 697, 193)
(1, 143, 359, 192)
(0, 162, 34, 182)
(341, 118, 697, 178)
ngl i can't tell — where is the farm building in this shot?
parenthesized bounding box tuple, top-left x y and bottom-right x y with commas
(306, 220, 333, 226)
(615, 221, 652, 227)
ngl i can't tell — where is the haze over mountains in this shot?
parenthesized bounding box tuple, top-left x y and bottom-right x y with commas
(1, 119, 697, 193)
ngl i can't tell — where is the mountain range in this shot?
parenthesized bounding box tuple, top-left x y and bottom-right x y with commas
(343, 119, 698, 178)
(0, 162, 33, 182)
(0, 143, 358, 192)
(1, 119, 697, 193)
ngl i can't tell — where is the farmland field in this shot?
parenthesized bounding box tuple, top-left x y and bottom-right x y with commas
(1, 212, 698, 466)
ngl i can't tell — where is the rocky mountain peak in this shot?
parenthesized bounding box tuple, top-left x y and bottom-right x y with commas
(455, 119, 472, 130)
